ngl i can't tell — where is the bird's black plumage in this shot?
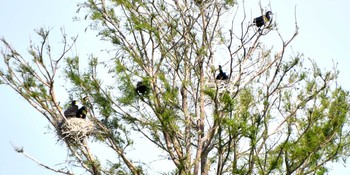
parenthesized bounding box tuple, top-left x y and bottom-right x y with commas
(194, 0, 205, 6)
(136, 81, 149, 95)
(253, 11, 272, 28)
(64, 100, 79, 118)
(216, 65, 228, 80)
(76, 106, 87, 119)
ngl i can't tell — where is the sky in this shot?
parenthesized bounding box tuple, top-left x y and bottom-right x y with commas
(1, 0, 350, 174)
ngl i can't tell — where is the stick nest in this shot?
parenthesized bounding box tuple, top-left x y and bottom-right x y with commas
(57, 118, 95, 143)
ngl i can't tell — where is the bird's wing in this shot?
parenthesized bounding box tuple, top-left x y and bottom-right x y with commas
(64, 106, 79, 116)
(253, 16, 263, 23)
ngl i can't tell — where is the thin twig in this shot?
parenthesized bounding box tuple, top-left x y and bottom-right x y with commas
(10, 141, 73, 175)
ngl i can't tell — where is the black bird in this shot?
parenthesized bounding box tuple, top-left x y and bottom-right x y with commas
(194, 0, 203, 5)
(64, 100, 79, 118)
(76, 106, 87, 119)
(253, 11, 273, 28)
(136, 81, 149, 95)
(216, 65, 228, 80)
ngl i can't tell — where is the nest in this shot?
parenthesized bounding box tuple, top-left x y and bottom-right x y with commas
(205, 79, 235, 94)
(57, 118, 95, 143)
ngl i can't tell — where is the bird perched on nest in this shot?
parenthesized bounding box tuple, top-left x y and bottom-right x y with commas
(64, 100, 79, 118)
(76, 106, 87, 119)
(253, 11, 273, 28)
(136, 81, 149, 95)
(216, 65, 229, 80)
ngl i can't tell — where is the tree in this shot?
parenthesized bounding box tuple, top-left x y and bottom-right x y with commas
(1, 0, 350, 174)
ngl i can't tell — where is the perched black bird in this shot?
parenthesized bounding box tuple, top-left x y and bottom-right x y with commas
(216, 65, 229, 80)
(253, 11, 273, 28)
(194, 0, 203, 5)
(136, 81, 149, 95)
(64, 100, 79, 118)
(76, 106, 87, 119)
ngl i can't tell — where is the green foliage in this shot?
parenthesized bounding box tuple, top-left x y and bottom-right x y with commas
(238, 88, 253, 119)
(203, 87, 216, 100)
(65, 56, 82, 86)
(220, 91, 235, 112)
(117, 75, 137, 105)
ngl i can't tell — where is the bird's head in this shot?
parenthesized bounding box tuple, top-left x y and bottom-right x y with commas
(83, 96, 89, 102)
(266, 11, 273, 18)
(71, 100, 77, 106)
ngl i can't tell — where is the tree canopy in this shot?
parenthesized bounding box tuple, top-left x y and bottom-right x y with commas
(1, 0, 350, 174)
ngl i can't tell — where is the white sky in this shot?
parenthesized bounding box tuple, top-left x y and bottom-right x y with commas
(1, 0, 350, 174)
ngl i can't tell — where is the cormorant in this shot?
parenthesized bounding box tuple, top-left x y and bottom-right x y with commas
(216, 65, 228, 80)
(76, 106, 87, 119)
(64, 100, 79, 118)
(194, 0, 203, 5)
(136, 81, 149, 95)
(253, 11, 273, 28)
